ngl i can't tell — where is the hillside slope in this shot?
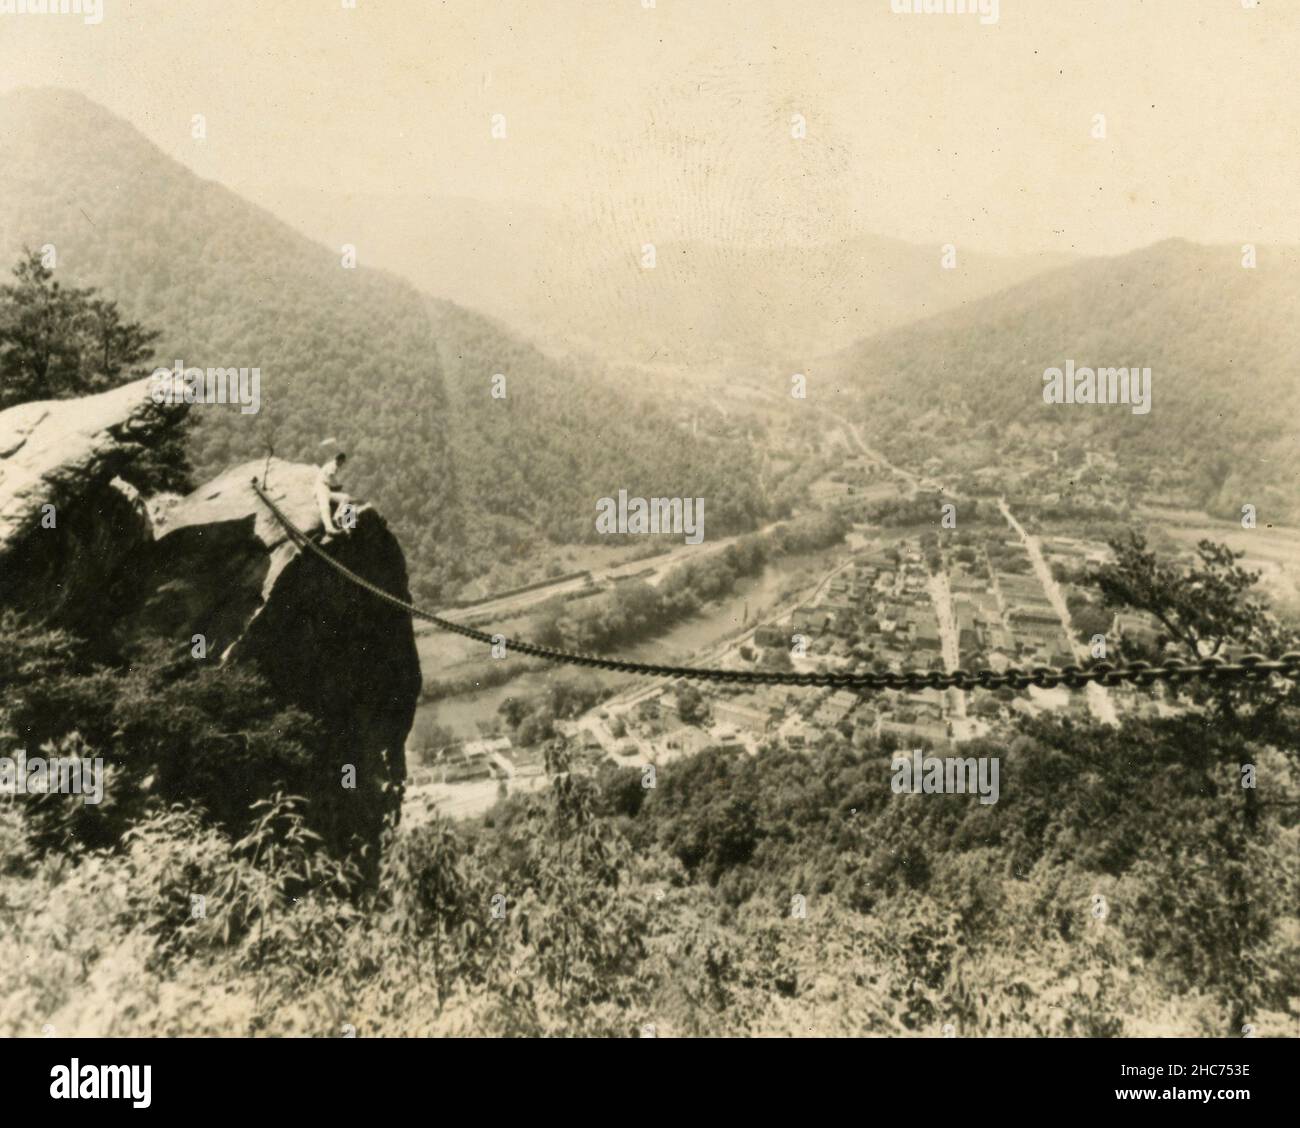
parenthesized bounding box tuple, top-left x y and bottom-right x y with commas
(252, 183, 1071, 369)
(0, 87, 460, 601)
(0, 88, 776, 599)
(818, 238, 1300, 520)
(426, 297, 767, 562)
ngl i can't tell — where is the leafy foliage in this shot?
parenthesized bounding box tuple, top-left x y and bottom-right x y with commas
(533, 511, 847, 654)
(0, 613, 318, 850)
(0, 250, 191, 493)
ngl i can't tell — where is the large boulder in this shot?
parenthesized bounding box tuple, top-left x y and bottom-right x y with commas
(0, 380, 422, 855)
(0, 377, 183, 629)
(108, 459, 422, 854)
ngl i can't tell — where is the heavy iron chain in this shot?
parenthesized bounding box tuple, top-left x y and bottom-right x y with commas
(252, 480, 1300, 693)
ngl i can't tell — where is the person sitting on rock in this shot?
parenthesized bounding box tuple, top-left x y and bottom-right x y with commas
(315, 451, 353, 543)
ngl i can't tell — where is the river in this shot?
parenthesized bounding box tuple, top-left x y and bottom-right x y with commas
(416, 549, 837, 740)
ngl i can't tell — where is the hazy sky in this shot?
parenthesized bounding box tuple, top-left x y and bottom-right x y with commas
(1, 0, 1296, 255)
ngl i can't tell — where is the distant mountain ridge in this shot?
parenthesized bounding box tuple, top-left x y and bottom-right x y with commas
(424, 295, 768, 577)
(248, 183, 1073, 370)
(0, 87, 774, 598)
(817, 238, 1300, 521)
(0, 86, 461, 601)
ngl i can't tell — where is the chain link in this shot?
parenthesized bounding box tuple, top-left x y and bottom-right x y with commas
(252, 480, 1300, 693)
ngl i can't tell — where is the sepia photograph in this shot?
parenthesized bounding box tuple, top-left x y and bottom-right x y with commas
(0, 0, 1296, 1097)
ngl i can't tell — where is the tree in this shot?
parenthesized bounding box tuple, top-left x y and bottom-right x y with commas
(0, 250, 192, 492)
(676, 683, 707, 725)
(1094, 532, 1300, 1032)
(1096, 533, 1267, 660)
(763, 647, 794, 672)
(1069, 600, 1113, 642)
(409, 715, 456, 765)
(512, 741, 649, 1032)
(0, 613, 317, 851)
(0, 249, 159, 406)
(384, 816, 486, 1013)
(515, 706, 555, 748)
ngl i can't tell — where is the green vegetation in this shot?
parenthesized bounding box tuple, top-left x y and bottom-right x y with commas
(868, 495, 992, 528)
(0, 249, 158, 409)
(0, 744, 651, 1037)
(829, 239, 1300, 524)
(1066, 592, 1113, 642)
(0, 250, 192, 493)
(3, 90, 1296, 1039)
(0, 90, 790, 604)
(675, 683, 707, 726)
(0, 613, 317, 852)
(0, 86, 463, 604)
(429, 300, 772, 573)
(532, 511, 847, 654)
(1, 531, 1295, 1036)
(496, 674, 613, 748)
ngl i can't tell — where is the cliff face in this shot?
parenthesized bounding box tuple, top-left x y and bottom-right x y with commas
(0, 378, 183, 628)
(108, 459, 422, 853)
(0, 379, 422, 855)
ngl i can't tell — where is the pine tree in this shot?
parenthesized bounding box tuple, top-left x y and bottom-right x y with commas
(0, 250, 192, 492)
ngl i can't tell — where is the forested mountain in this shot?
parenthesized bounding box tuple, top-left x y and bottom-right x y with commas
(254, 183, 1071, 369)
(0, 89, 772, 600)
(426, 297, 767, 566)
(818, 238, 1300, 520)
(0, 88, 460, 602)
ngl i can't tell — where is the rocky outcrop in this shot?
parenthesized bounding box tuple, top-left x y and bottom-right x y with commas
(0, 379, 422, 856)
(108, 459, 422, 854)
(0, 378, 184, 628)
